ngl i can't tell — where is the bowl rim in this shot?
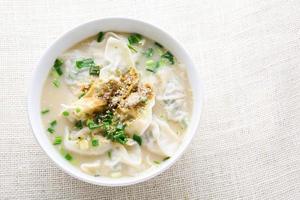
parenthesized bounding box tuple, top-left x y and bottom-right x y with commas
(27, 17, 204, 186)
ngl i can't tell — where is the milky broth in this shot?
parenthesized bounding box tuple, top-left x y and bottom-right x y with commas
(41, 32, 193, 178)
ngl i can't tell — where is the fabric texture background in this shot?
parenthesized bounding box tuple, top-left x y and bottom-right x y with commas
(1, 0, 300, 199)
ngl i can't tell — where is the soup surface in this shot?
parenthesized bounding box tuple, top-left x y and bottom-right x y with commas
(41, 32, 193, 178)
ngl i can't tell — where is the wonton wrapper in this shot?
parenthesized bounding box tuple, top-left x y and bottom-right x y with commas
(156, 68, 188, 123)
(125, 96, 155, 136)
(64, 127, 112, 156)
(80, 160, 101, 175)
(143, 116, 180, 156)
(100, 37, 134, 81)
(104, 139, 142, 169)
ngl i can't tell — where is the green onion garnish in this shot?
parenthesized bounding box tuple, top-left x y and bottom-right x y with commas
(97, 32, 105, 42)
(128, 33, 142, 45)
(47, 127, 54, 134)
(47, 119, 57, 134)
(133, 134, 142, 146)
(161, 51, 175, 64)
(41, 109, 50, 115)
(53, 58, 63, 76)
(145, 60, 160, 73)
(154, 42, 163, 48)
(86, 119, 100, 130)
(78, 92, 85, 99)
(75, 58, 95, 69)
(128, 44, 137, 53)
(107, 150, 112, 159)
(62, 111, 69, 117)
(89, 65, 100, 76)
(153, 160, 160, 164)
(65, 153, 73, 161)
(75, 120, 83, 130)
(92, 139, 99, 147)
(53, 136, 62, 145)
(50, 120, 57, 127)
(144, 48, 154, 58)
(163, 156, 170, 161)
(52, 79, 60, 88)
(75, 108, 81, 113)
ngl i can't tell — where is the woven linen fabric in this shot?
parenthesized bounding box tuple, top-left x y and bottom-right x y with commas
(1, 0, 300, 199)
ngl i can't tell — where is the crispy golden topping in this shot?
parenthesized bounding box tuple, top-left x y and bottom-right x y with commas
(71, 67, 154, 122)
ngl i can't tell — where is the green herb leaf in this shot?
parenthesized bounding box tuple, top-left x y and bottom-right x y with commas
(107, 150, 112, 159)
(53, 58, 64, 76)
(95, 111, 128, 145)
(75, 120, 83, 130)
(144, 48, 154, 58)
(133, 134, 142, 146)
(91, 139, 99, 147)
(50, 120, 57, 127)
(161, 51, 175, 64)
(97, 32, 105, 42)
(145, 60, 160, 73)
(153, 160, 160, 164)
(89, 65, 100, 76)
(87, 119, 100, 130)
(128, 44, 137, 53)
(47, 127, 54, 134)
(78, 92, 85, 99)
(52, 79, 60, 88)
(128, 33, 142, 45)
(154, 42, 163, 48)
(65, 153, 73, 161)
(53, 136, 62, 145)
(75, 108, 81, 113)
(41, 109, 50, 115)
(163, 156, 170, 161)
(75, 58, 95, 69)
(62, 111, 69, 117)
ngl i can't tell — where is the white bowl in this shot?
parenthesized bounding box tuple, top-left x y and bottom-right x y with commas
(28, 17, 203, 186)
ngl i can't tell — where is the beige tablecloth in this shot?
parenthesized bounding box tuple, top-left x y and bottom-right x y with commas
(1, 0, 300, 199)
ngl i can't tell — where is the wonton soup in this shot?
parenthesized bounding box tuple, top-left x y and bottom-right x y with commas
(41, 32, 193, 178)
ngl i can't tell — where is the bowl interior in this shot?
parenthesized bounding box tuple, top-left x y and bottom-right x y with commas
(28, 18, 203, 186)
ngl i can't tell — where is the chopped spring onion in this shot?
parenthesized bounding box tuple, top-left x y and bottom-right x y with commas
(50, 120, 57, 127)
(132, 134, 142, 146)
(75, 108, 81, 113)
(62, 111, 69, 116)
(97, 111, 128, 145)
(107, 150, 112, 159)
(154, 42, 163, 48)
(47, 127, 54, 134)
(163, 156, 170, 161)
(161, 51, 175, 64)
(53, 136, 62, 145)
(53, 58, 63, 76)
(86, 119, 100, 130)
(65, 153, 73, 161)
(128, 44, 137, 53)
(75, 120, 83, 129)
(128, 33, 142, 45)
(78, 92, 85, 99)
(153, 160, 160, 164)
(52, 79, 60, 88)
(75, 58, 95, 69)
(145, 60, 160, 73)
(92, 139, 99, 147)
(47, 119, 57, 134)
(89, 65, 100, 76)
(144, 48, 154, 58)
(97, 31, 105, 42)
(41, 109, 50, 115)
